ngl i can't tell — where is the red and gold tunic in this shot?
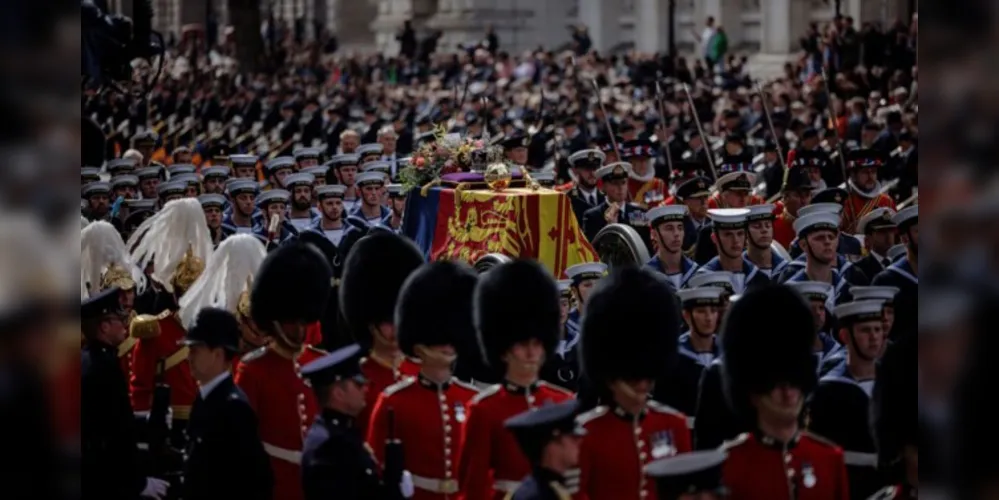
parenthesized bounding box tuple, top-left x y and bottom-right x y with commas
(117, 336, 137, 384)
(722, 432, 849, 500)
(367, 374, 480, 500)
(457, 381, 574, 500)
(357, 355, 422, 438)
(840, 192, 896, 234)
(128, 310, 197, 420)
(773, 202, 797, 250)
(574, 403, 692, 500)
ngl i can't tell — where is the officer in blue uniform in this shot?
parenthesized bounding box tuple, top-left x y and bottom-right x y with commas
(695, 209, 770, 295)
(645, 448, 727, 500)
(644, 205, 699, 291)
(504, 400, 586, 500)
(301, 344, 392, 500)
(673, 176, 712, 256)
(853, 208, 898, 283)
(871, 206, 917, 341)
(563, 149, 606, 227)
(581, 162, 649, 249)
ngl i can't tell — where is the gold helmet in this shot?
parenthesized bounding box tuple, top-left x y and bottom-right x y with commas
(128, 198, 213, 297)
(176, 233, 266, 330)
(101, 263, 136, 291)
(82, 220, 145, 298)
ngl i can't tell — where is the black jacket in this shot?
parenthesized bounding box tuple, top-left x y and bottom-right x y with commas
(693, 358, 743, 450)
(581, 200, 651, 252)
(82, 339, 146, 500)
(510, 467, 573, 500)
(302, 409, 385, 500)
(182, 375, 272, 500)
(564, 185, 604, 230)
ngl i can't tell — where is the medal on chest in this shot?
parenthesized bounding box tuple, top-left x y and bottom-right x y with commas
(801, 462, 817, 489)
(628, 210, 649, 227)
(454, 402, 466, 423)
(649, 430, 677, 459)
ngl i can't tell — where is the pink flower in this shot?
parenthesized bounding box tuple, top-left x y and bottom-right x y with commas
(474, 140, 484, 148)
(414, 157, 426, 170)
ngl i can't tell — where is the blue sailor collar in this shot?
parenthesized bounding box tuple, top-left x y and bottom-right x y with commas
(645, 255, 698, 282)
(789, 253, 852, 274)
(677, 332, 719, 366)
(887, 256, 918, 284)
(701, 257, 760, 281)
(743, 249, 787, 276)
(560, 308, 582, 358)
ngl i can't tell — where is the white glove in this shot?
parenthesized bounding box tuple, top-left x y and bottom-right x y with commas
(399, 470, 414, 499)
(141, 477, 169, 499)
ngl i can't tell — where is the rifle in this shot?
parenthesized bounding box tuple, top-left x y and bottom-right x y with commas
(148, 359, 182, 498)
(383, 408, 406, 500)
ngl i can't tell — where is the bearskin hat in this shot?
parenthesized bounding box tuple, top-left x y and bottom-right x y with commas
(721, 283, 816, 422)
(290, 232, 342, 347)
(473, 259, 561, 373)
(395, 260, 479, 358)
(338, 231, 424, 347)
(871, 333, 916, 473)
(250, 239, 332, 325)
(580, 267, 680, 386)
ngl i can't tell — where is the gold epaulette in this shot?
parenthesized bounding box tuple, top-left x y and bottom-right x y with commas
(129, 310, 169, 339)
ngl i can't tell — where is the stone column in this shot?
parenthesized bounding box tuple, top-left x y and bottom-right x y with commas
(760, 0, 809, 54)
(579, 0, 621, 53)
(634, 0, 670, 53)
(696, 0, 742, 48)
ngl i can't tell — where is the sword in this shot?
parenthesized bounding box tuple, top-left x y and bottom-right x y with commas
(590, 79, 621, 160)
(654, 79, 676, 175)
(754, 80, 790, 205)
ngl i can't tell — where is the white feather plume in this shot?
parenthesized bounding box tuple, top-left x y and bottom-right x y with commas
(178, 233, 266, 330)
(81, 220, 146, 297)
(80, 216, 90, 229)
(127, 198, 214, 294)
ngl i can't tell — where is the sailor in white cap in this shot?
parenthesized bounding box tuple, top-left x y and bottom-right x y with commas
(644, 205, 699, 290)
(110, 174, 139, 201)
(198, 193, 228, 246)
(382, 184, 407, 232)
(283, 172, 319, 232)
(221, 179, 259, 236)
(787, 281, 840, 367)
(581, 162, 648, 246)
(293, 146, 322, 169)
(561, 262, 607, 355)
(541, 279, 583, 391)
(349, 171, 390, 226)
(83, 181, 113, 222)
(135, 166, 161, 199)
(308, 184, 349, 246)
(781, 211, 868, 304)
(229, 154, 259, 179)
(201, 166, 231, 195)
(854, 207, 897, 282)
(808, 300, 889, 499)
(560, 148, 606, 226)
(850, 286, 900, 337)
(263, 156, 296, 190)
(695, 209, 769, 294)
(742, 204, 789, 279)
(787, 201, 864, 263)
(253, 189, 298, 246)
(655, 287, 724, 419)
(871, 205, 919, 340)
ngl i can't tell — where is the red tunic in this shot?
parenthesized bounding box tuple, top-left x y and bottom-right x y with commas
(128, 310, 197, 420)
(574, 402, 692, 500)
(367, 375, 480, 500)
(235, 344, 325, 500)
(722, 432, 849, 500)
(357, 355, 422, 438)
(457, 381, 574, 500)
(840, 192, 896, 233)
(707, 193, 766, 209)
(773, 202, 797, 250)
(117, 336, 137, 386)
(627, 177, 668, 209)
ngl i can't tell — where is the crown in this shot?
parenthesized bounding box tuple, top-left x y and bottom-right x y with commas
(101, 264, 135, 291)
(171, 247, 205, 294)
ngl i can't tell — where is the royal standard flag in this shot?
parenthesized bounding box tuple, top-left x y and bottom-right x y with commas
(403, 186, 598, 277)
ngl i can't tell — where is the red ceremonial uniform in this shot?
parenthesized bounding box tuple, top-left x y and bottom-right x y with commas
(235, 343, 326, 500)
(357, 355, 422, 438)
(555, 181, 574, 193)
(574, 402, 692, 500)
(840, 192, 896, 233)
(457, 380, 574, 500)
(773, 202, 797, 250)
(706, 192, 766, 209)
(627, 177, 668, 209)
(722, 432, 849, 500)
(117, 336, 137, 384)
(367, 374, 480, 500)
(128, 310, 197, 419)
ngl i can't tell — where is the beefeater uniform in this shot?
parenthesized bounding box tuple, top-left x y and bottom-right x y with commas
(366, 261, 482, 500)
(575, 267, 692, 500)
(458, 260, 574, 500)
(622, 139, 668, 209)
(839, 149, 897, 234)
(720, 284, 849, 500)
(338, 230, 427, 438)
(236, 239, 334, 500)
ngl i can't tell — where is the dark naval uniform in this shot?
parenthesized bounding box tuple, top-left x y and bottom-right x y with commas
(655, 332, 720, 422)
(564, 186, 605, 229)
(503, 400, 584, 500)
(644, 254, 700, 291)
(692, 358, 742, 450)
(695, 258, 770, 294)
(582, 200, 649, 246)
(507, 468, 573, 500)
(557, 148, 607, 227)
(871, 256, 917, 340)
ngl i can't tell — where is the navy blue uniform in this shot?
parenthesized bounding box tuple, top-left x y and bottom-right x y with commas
(692, 358, 743, 450)
(302, 409, 385, 500)
(508, 467, 573, 500)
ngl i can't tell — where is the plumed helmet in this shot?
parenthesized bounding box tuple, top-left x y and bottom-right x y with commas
(870, 333, 916, 474)
(250, 239, 332, 325)
(473, 259, 561, 373)
(721, 283, 816, 423)
(581, 267, 680, 386)
(395, 261, 479, 358)
(338, 232, 424, 347)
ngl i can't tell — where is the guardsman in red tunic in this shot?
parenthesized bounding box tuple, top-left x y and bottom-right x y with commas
(234, 240, 332, 500)
(574, 267, 692, 500)
(840, 149, 896, 234)
(772, 162, 817, 251)
(126, 198, 214, 439)
(458, 260, 574, 500)
(367, 261, 481, 500)
(866, 333, 916, 499)
(622, 139, 668, 209)
(338, 231, 426, 438)
(719, 284, 849, 500)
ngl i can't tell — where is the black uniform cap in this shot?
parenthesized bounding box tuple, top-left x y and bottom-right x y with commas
(645, 449, 727, 499)
(180, 307, 240, 352)
(676, 176, 712, 200)
(302, 344, 368, 388)
(251, 239, 333, 325)
(505, 400, 585, 463)
(581, 267, 680, 385)
(782, 166, 814, 192)
(395, 261, 479, 358)
(339, 232, 425, 348)
(473, 259, 561, 373)
(810, 187, 848, 205)
(82, 287, 124, 321)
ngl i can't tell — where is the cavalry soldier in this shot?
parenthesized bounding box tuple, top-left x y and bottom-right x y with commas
(644, 205, 699, 290)
(561, 262, 607, 355)
(773, 163, 818, 250)
(720, 284, 849, 500)
(366, 261, 481, 500)
(780, 211, 866, 305)
(503, 400, 586, 500)
(301, 344, 391, 500)
(670, 176, 711, 256)
(459, 260, 573, 500)
(576, 267, 692, 500)
(695, 209, 769, 294)
(127, 198, 213, 444)
(645, 449, 727, 500)
(338, 231, 425, 437)
(179, 308, 273, 500)
(867, 335, 916, 499)
(840, 149, 897, 234)
(705, 154, 764, 210)
(853, 208, 898, 287)
(743, 204, 788, 279)
(786, 282, 841, 370)
(870, 206, 917, 340)
(581, 162, 649, 247)
(622, 138, 667, 209)
(235, 240, 331, 500)
(654, 287, 724, 422)
(308, 184, 349, 246)
(557, 149, 606, 227)
(808, 300, 889, 499)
